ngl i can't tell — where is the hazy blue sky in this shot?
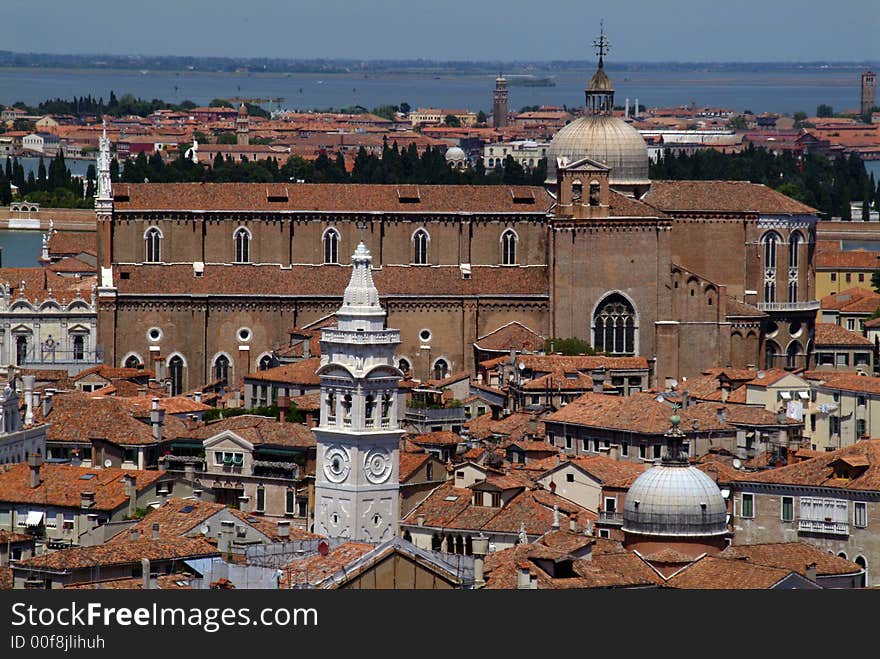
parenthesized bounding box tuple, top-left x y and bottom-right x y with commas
(4, 0, 878, 61)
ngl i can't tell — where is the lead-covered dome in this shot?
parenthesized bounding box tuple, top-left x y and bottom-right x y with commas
(545, 115, 650, 185)
(622, 465, 728, 537)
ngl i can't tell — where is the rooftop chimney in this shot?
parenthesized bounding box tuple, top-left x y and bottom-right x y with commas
(569, 513, 578, 533)
(151, 522, 160, 540)
(517, 563, 532, 589)
(681, 390, 690, 410)
(302, 338, 310, 359)
(416, 514, 425, 527)
(192, 489, 203, 499)
(805, 562, 817, 583)
(276, 520, 291, 539)
(42, 388, 54, 417)
(23, 375, 35, 426)
(277, 394, 290, 423)
(551, 504, 560, 530)
(193, 390, 202, 404)
(80, 491, 96, 509)
(130, 528, 139, 542)
(591, 367, 606, 393)
(716, 406, 726, 423)
(142, 557, 151, 590)
(184, 464, 195, 482)
(721, 382, 730, 404)
(238, 495, 250, 512)
(137, 386, 147, 398)
(472, 534, 489, 588)
(123, 473, 137, 517)
(150, 398, 165, 441)
(27, 450, 42, 488)
(219, 520, 235, 553)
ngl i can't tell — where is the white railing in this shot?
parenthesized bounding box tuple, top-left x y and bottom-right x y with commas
(756, 300, 820, 312)
(321, 329, 400, 344)
(798, 519, 849, 536)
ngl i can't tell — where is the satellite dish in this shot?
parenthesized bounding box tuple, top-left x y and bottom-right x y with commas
(200, 524, 210, 535)
(669, 379, 679, 390)
(518, 362, 525, 371)
(103, 459, 112, 468)
(757, 370, 766, 379)
(733, 458, 742, 469)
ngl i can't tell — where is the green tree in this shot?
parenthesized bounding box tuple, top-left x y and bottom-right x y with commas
(543, 337, 596, 355)
(817, 104, 834, 118)
(216, 133, 237, 145)
(872, 268, 880, 294)
(476, 110, 488, 125)
(444, 114, 461, 127)
(792, 111, 808, 128)
(728, 115, 748, 130)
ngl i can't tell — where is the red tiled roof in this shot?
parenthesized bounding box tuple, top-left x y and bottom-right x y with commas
(663, 555, 797, 589)
(814, 322, 873, 347)
(112, 182, 553, 213)
(410, 431, 463, 447)
(821, 287, 880, 313)
(474, 321, 545, 352)
(46, 231, 96, 257)
(16, 537, 218, 571)
(813, 373, 880, 395)
(279, 542, 375, 588)
(464, 411, 544, 443)
(180, 415, 316, 448)
(0, 463, 163, 510)
(719, 542, 862, 577)
(243, 358, 321, 385)
(480, 354, 648, 372)
(816, 249, 880, 270)
(645, 180, 816, 214)
(560, 455, 650, 488)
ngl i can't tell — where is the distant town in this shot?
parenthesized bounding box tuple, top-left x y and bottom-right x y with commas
(1, 37, 880, 591)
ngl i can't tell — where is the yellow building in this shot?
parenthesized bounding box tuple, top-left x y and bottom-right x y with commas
(815, 248, 879, 299)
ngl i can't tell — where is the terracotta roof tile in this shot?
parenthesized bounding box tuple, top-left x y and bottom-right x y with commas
(464, 411, 544, 442)
(180, 415, 316, 448)
(821, 287, 880, 313)
(719, 542, 862, 577)
(816, 249, 880, 270)
(814, 373, 880, 395)
(410, 431, 463, 447)
(814, 322, 873, 347)
(243, 358, 321, 385)
(46, 231, 97, 257)
(16, 537, 218, 571)
(280, 542, 375, 588)
(109, 497, 226, 541)
(663, 555, 796, 589)
(0, 463, 164, 510)
(645, 180, 816, 215)
(480, 354, 648, 372)
(399, 452, 430, 483)
(65, 573, 195, 589)
(474, 321, 545, 352)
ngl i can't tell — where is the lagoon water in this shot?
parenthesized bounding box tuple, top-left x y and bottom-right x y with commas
(0, 66, 870, 116)
(0, 230, 43, 267)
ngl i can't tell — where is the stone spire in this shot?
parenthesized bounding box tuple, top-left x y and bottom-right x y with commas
(336, 242, 386, 332)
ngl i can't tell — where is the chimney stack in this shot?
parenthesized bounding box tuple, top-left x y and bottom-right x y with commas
(142, 558, 151, 590)
(591, 367, 606, 394)
(805, 562, 817, 583)
(238, 495, 250, 512)
(716, 406, 726, 423)
(569, 513, 578, 533)
(184, 464, 195, 482)
(721, 382, 730, 404)
(124, 473, 137, 517)
(625, 97, 630, 119)
(80, 491, 96, 509)
(23, 375, 35, 426)
(516, 563, 532, 589)
(219, 520, 235, 553)
(302, 337, 310, 359)
(276, 520, 290, 539)
(150, 398, 165, 441)
(472, 534, 489, 588)
(27, 450, 42, 488)
(551, 504, 560, 530)
(681, 390, 689, 410)
(130, 528, 139, 542)
(192, 489, 203, 500)
(42, 388, 54, 417)
(193, 390, 201, 404)
(277, 394, 290, 423)
(608, 445, 620, 461)
(151, 522, 160, 540)
(137, 386, 147, 398)
(416, 514, 425, 527)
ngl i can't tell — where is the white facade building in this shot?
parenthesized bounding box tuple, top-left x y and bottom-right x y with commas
(482, 140, 550, 170)
(313, 242, 405, 542)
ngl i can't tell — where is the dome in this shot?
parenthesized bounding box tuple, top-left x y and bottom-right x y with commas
(588, 67, 614, 92)
(445, 146, 466, 162)
(622, 465, 728, 537)
(545, 115, 650, 185)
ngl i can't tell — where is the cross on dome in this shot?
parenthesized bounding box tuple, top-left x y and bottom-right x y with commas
(593, 21, 610, 68)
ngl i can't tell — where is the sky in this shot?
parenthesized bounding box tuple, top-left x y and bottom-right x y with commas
(3, 0, 879, 62)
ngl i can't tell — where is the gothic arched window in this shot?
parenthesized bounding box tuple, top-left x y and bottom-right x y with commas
(323, 228, 340, 264)
(786, 341, 803, 370)
(169, 355, 184, 396)
(762, 232, 779, 304)
(593, 293, 637, 355)
(413, 229, 429, 265)
(765, 340, 781, 369)
(124, 354, 143, 369)
(259, 354, 273, 370)
(788, 232, 802, 303)
(145, 227, 162, 263)
(213, 354, 230, 386)
(234, 227, 251, 263)
(433, 359, 449, 381)
(501, 229, 517, 266)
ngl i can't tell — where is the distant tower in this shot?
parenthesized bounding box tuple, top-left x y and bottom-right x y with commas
(861, 70, 876, 117)
(312, 242, 405, 543)
(236, 102, 250, 146)
(493, 73, 509, 128)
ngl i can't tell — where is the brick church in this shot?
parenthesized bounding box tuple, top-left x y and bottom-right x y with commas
(94, 44, 819, 393)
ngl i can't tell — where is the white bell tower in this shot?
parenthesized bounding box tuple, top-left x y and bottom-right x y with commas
(313, 242, 404, 542)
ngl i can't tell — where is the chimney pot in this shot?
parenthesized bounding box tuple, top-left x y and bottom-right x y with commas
(277, 520, 291, 538)
(569, 513, 578, 533)
(805, 562, 817, 583)
(151, 522, 160, 540)
(130, 528, 139, 542)
(27, 450, 42, 488)
(142, 557, 151, 590)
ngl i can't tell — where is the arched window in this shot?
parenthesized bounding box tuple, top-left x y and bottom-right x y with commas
(589, 181, 601, 206)
(323, 228, 339, 264)
(234, 227, 250, 263)
(501, 229, 517, 266)
(259, 354, 273, 370)
(124, 354, 143, 369)
(762, 232, 779, 303)
(72, 335, 84, 361)
(788, 232, 801, 303)
(145, 227, 162, 263)
(16, 336, 27, 365)
(169, 355, 184, 396)
(786, 341, 803, 370)
(765, 340, 780, 369)
(593, 293, 637, 355)
(854, 556, 867, 588)
(397, 358, 411, 374)
(413, 229, 429, 265)
(433, 359, 449, 381)
(213, 354, 230, 386)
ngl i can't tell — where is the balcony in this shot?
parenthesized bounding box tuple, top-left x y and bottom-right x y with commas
(798, 519, 849, 536)
(597, 511, 624, 526)
(755, 300, 820, 312)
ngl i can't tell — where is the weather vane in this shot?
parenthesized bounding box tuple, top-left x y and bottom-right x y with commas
(593, 21, 610, 67)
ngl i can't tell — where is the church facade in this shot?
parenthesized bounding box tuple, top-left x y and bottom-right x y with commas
(94, 51, 819, 393)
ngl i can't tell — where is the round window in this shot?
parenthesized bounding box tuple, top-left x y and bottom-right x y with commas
(147, 327, 162, 342)
(789, 321, 802, 338)
(419, 329, 432, 343)
(237, 327, 252, 342)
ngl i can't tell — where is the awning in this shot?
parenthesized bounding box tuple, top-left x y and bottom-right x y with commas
(798, 391, 810, 400)
(780, 391, 792, 400)
(26, 511, 44, 527)
(721, 488, 731, 499)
